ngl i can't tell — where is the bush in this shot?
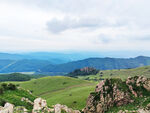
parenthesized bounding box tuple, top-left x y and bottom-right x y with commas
(7, 83, 17, 90)
(73, 101, 77, 104)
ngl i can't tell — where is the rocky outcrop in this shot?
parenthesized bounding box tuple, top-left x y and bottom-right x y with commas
(84, 76, 150, 113)
(32, 98, 50, 113)
(0, 103, 14, 113)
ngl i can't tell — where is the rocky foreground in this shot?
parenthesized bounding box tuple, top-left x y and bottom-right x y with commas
(0, 97, 81, 113)
(1, 76, 150, 113)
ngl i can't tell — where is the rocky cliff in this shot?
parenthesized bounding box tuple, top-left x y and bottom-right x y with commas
(84, 76, 150, 113)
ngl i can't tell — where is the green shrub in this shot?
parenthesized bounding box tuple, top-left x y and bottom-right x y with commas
(7, 83, 17, 90)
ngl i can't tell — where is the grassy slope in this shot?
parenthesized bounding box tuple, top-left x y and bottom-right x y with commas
(0, 89, 36, 111)
(16, 76, 96, 110)
(78, 65, 150, 81)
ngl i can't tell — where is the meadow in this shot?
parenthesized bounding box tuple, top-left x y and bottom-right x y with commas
(6, 66, 150, 110)
(15, 76, 96, 110)
(78, 66, 150, 81)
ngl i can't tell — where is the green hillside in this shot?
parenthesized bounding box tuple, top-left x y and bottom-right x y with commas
(0, 83, 36, 112)
(16, 76, 96, 110)
(78, 65, 150, 81)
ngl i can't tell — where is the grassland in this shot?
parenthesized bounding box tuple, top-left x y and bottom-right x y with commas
(7, 66, 150, 110)
(0, 88, 36, 111)
(78, 66, 150, 81)
(15, 76, 96, 110)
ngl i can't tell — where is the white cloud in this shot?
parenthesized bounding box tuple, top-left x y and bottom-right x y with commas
(0, 0, 150, 53)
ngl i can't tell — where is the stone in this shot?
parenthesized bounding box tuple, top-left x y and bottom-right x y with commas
(32, 98, 47, 113)
(0, 103, 14, 113)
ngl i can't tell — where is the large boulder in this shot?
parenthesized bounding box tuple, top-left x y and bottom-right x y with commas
(32, 98, 47, 113)
(0, 103, 14, 113)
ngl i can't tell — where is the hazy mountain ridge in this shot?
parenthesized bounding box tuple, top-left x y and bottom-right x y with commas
(39, 56, 150, 74)
(0, 52, 150, 74)
(0, 59, 53, 73)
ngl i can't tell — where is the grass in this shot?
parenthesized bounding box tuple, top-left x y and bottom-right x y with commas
(14, 76, 96, 110)
(78, 65, 150, 81)
(0, 89, 36, 111)
(6, 66, 150, 111)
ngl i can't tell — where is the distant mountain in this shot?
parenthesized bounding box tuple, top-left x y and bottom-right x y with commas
(0, 59, 52, 73)
(0, 52, 102, 64)
(22, 52, 102, 64)
(0, 52, 69, 64)
(0, 53, 30, 60)
(39, 56, 150, 74)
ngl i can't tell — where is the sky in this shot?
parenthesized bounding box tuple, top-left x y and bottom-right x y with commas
(0, 0, 150, 57)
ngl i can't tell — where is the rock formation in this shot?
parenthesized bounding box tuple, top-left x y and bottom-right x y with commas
(32, 98, 51, 113)
(84, 76, 150, 113)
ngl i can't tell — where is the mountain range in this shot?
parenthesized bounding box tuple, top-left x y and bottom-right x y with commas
(39, 56, 150, 74)
(0, 52, 150, 74)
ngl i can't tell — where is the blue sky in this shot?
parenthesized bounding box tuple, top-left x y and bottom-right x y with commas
(0, 0, 150, 57)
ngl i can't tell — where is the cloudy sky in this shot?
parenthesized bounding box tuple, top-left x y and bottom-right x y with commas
(0, 0, 150, 56)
